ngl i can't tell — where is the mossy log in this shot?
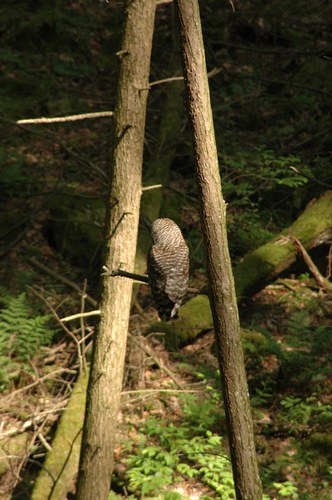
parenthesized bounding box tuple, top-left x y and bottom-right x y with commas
(150, 191, 332, 347)
(234, 190, 332, 299)
(31, 372, 88, 500)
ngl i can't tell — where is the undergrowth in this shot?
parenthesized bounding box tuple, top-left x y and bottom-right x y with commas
(120, 386, 235, 499)
(0, 288, 55, 391)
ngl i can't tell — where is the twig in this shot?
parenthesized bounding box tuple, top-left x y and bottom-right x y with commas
(290, 236, 332, 291)
(128, 333, 184, 389)
(102, 266, 150, 284)
(142, 184, 163, 191)
(0, 400, 68, 440)
(27, 258, 97, 307)
(80, 279, 88, 372)
(0, 117, 108, 183)
(145, 67, 222, 89)
(61, 310, 101, 322)
(0, 369, 76, 404)
(104, 266, 208, 295)
(289, 165, 332, 189)
(122, 388, 203, 394)
(37, 432, 52, 452)
(29, 287, 86, 374)
(16, 111, 114, 124)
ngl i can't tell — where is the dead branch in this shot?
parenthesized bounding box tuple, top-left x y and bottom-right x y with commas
(0, 400, 68, 440)
(30, 287, 87, 375)
(104, 266, 208, 295)
(290, 236, 332, 291)
(128, 333, 184, 389)
(17, 111, 114, 125)
(0, 368, 76, 405)
(27, 258, 97, 307)
(61, 310, 101, 322)
(289, 165, 332, 189)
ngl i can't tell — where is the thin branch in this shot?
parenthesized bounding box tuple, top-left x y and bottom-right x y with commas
(146, 67, 222, 89)
(104, 266, 208, 295)
(122, 388, 203, 394)
(38, 432, 52, 452)
(290, 236, 332, 291)
(128, 333, 184, 389)
(0, 369, 76, 404)
(30, 287, 86, 375)
(102, 266, 150, 284)
(17, 111, 114, 125)
(27, 258, 97, 307)
(214, 40, 331, 57)
(147, 76, 184, 88)
(80, 279, 88, 372)
(289, 165, 332, 189)
(61, 310, 101, 322)
(142, 184, 163, 191)
(223, 69, 332, 99)
(0, 117, 108, 183)
(0, 400, 68, 439)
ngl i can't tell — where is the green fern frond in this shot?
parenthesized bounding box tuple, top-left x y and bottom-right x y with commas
(0, 291, 56, 390)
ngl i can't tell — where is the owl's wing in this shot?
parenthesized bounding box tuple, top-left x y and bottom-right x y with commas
(164, 247, 189, 303)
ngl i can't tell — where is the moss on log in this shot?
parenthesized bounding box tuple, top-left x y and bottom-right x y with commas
(31, 372, 89, 500)
(147, 295, 213, 349)
(234, 190, 332, 299)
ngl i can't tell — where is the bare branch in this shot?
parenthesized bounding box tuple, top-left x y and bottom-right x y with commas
(290, 236, 332, 291)
(128, 333, 184, 389)
(27, 258, 97, 307)
(17, 111, 114, 125)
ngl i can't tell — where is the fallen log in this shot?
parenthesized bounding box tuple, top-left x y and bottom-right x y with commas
(234, 190, 332, 299)
(31, 373, 89, 500)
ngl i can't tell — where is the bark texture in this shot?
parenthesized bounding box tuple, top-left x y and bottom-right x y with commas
(174, 0, 262, 498)
(76, 2, 156, 499)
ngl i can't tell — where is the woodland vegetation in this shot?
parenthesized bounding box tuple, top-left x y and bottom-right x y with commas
(0, 0, 332, 499)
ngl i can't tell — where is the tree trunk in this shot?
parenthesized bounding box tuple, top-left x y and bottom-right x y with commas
(76, 2, 156, 499)
(174, 1, 262, 498)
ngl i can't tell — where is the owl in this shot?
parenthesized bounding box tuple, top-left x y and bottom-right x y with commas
(147, 218, 189, 321)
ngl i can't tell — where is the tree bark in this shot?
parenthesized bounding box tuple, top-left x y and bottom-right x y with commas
(76, 2, 156, 499)
(174, 1, 262, 499)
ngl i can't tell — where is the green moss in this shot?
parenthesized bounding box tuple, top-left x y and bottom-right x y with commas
(31, 372, 89, 500)
(0, 433, 29, 475)
(147, 295, 213, 350)
(234, 191, 332, 298)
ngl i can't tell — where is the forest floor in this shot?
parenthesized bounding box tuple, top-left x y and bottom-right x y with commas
(0, 213, 331, 498)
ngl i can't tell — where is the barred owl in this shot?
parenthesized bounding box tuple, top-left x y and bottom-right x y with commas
(147, 218, 189, 321)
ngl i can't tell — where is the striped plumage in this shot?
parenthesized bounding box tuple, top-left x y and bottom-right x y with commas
(147, 218, 189, 321)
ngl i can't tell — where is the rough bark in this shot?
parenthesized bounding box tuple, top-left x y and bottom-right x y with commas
(174, 0, 262, 498)
(76, 2, 156, 499)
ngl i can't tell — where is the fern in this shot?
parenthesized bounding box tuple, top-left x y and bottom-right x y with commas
(0, 291, 55, 391)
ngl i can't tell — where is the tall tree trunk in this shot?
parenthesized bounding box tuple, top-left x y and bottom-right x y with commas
(174, 1, 262, 499)
(76, 1, 156, 499)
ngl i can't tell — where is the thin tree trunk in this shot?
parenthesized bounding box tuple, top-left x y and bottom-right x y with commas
(76, 1, 156, 499)
(174, 1, 262, 498)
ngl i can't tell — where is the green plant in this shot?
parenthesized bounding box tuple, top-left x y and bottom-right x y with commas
(124, 391, 234, 498)
(0, 289, 55, 391)
(273, 480, 299, 499)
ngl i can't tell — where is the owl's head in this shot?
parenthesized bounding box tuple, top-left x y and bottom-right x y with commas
(150, 218, 185, 247)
